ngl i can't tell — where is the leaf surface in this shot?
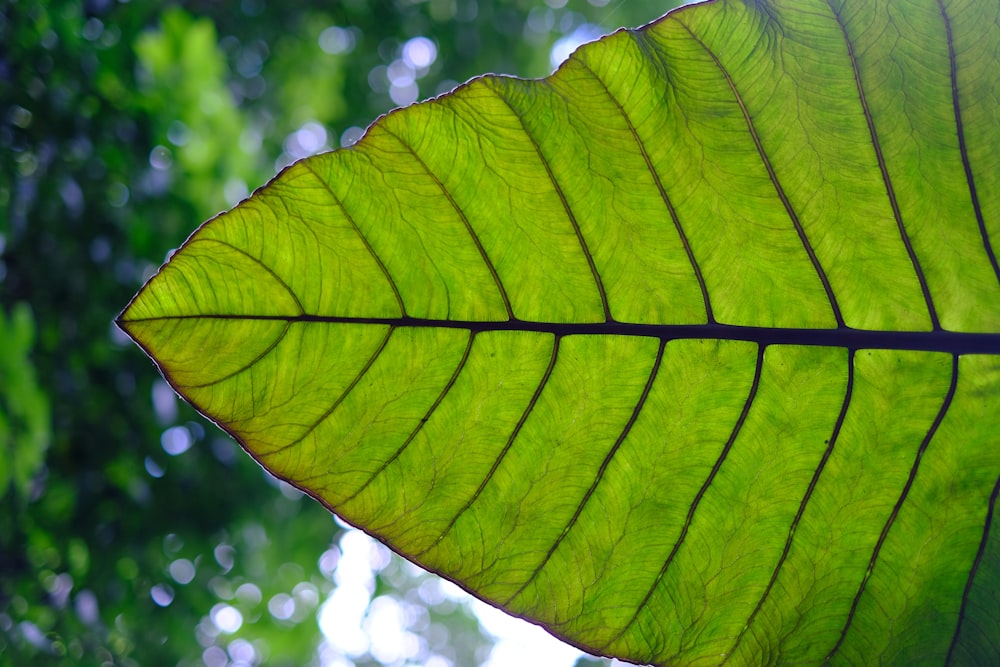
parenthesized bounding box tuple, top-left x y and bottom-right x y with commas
(119, 0, 1000, 663)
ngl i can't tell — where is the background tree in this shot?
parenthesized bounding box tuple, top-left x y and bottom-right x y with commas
(0, 1, 672, 665)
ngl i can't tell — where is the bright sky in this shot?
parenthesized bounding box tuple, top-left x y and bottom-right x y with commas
(316, 527, 614, 667)
(472, 597, 593, 667)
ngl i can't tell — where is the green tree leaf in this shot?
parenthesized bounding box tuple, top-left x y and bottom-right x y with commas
(118, 0, 1000, 663)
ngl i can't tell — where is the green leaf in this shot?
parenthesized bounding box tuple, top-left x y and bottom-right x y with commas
(118, 0, 1000, 663)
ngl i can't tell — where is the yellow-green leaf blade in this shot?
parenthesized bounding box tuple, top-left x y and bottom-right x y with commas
(118, 0, 1000, 664)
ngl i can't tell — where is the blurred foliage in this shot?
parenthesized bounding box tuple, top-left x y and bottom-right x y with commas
(133, 6, 263, 215)
(0, 0, 673, 665)
(0, 303, 50, 504)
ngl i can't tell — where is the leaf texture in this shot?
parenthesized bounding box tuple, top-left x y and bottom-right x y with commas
(119, 0, 1000, 663)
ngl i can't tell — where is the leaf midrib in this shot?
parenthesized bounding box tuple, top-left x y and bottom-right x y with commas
(118, 314, 1000, 354)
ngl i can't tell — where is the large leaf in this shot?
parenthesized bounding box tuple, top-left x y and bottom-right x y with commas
(118, 0, 1000, 663)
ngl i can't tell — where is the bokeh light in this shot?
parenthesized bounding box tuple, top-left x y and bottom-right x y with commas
(403, 36, 438, 69)
(210, 603, 244, 634)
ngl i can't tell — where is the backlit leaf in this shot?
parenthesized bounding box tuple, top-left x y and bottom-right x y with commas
(119, 0, 1000, 663)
